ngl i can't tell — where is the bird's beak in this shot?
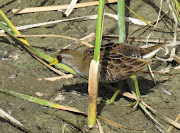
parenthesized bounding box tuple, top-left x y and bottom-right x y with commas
(50, 58, 59, 65)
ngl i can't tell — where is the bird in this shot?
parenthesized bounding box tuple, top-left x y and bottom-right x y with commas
(51, 42, 165, 83)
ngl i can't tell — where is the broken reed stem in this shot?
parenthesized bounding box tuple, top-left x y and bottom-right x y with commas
(0, 108, 29, 132)
(172, 54, 180, 64)
(88, 0, 105, 128)
(64, 0, 78, 17)
(168, 113, 180, 132)
(12, 0, 117, 14)
(88, 60, 99, 128)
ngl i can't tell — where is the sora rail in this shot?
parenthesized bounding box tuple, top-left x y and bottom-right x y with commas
(51, 43, 165, 83)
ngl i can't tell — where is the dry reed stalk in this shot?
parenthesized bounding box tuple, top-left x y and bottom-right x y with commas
(12, 0, 117, 14)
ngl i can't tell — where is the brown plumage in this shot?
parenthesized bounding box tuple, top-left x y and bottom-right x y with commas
(56, 43, 165, 83)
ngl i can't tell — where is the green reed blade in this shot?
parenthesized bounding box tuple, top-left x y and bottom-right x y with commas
(94, 0, 105, 62)
(117, 0, 126, 43)
(0, 22, 76, 75)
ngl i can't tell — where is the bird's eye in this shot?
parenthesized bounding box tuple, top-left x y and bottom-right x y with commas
(57, 55, 63, 62)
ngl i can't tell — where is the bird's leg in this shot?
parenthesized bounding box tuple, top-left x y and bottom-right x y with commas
(105, 81, 124, 105)
(128, 75, 141, 108)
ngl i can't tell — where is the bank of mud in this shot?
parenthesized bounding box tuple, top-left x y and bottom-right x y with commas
(0, 0, 180, 132)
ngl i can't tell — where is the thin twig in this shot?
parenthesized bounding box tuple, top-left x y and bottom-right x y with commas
(37, 74, 73, 81)
(139, 103, 169, 133)
(154, 0, 163, 28)
(168, 113, 180, 132)
(103, 35, 180, 44)
(0, 108, 29, 132)
(128, 11, 168, 37)
(0, 33, 93, 48)
(97, 119, 104, 133)
(0, 15, 98, 33)
(12, 0, 117, 14)
(29, 51, 66, 76)
(0, 14, 153, 34)
(167, 0, 178, 44)
(64, 0, 78, 17)
(167, 0, 179, 65)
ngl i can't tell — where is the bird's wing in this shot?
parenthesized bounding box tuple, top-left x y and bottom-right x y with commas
(99, 55, 150, 83)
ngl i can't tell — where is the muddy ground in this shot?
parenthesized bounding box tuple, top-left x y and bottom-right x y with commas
(0, 0, 180, 133)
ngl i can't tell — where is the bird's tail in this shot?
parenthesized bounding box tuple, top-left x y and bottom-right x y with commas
(142, 43, 166, 59)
